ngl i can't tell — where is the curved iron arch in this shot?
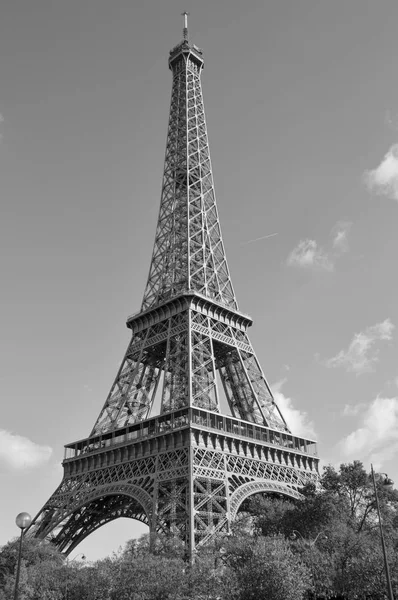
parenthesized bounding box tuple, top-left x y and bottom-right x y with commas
(229, 480, 303, 520)
(31, 483, 153, 554)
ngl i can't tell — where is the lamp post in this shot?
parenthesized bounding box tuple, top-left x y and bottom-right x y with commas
(371, 464, 394, 600)
(291, 530, 326, 598)
(13, 512, 31, 600)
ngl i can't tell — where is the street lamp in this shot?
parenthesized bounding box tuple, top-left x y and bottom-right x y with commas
(371, 464, 394, 600)
(13, 512, 31, 600)
(290, 530, 327, 598)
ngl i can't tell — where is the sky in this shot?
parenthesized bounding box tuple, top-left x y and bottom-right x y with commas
(1, 0, 398, 560)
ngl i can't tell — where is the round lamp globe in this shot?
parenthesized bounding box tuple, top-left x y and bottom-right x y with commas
(15, 512, 31, 530)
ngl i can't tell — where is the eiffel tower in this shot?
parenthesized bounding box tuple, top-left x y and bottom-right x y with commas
(29, 15, 319, 557)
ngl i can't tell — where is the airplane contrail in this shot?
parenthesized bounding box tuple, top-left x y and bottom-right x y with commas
(241, 232, 279, 245)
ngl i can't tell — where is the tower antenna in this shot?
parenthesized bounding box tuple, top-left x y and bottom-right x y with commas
(182, 11, 189, 41)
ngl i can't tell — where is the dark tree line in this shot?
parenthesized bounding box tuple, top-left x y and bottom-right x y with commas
(1, 461, 398, 600)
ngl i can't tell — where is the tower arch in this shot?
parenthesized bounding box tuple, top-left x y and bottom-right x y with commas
(30, 483, 153, 555)
(229, 480, 303, 521)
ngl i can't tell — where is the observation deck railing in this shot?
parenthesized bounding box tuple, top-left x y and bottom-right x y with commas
(64, 408, 317, 461)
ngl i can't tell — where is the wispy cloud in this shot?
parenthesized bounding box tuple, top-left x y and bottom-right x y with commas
(384, 111, 398, 132)
(272, 379, 316, 438)
(364, 143, 398, 201)
(342, 403, 366, 417)
(286, 239, 334, 271)
(338, 396, 398, 468)
(332, 221, 352, 253)
(0, 430, 52, 470)
(322, 319, 394, 375)
(287, 221, 352, 272)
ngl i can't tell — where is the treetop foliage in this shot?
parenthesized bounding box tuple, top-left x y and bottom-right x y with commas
(1, 461, 398, 599)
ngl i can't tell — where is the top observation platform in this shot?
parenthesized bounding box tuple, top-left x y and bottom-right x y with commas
(169, 12, 204, 71)
(168, 39, 204, 71)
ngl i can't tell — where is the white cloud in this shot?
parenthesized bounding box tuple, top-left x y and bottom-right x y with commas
(322, 318, 394, 375)
(0, 430, 52, 470)
(286, 239, 334, 271)
(287, 222, 352, 272)
(332, 221, 352, 253)
(342, 403, 365, 417)
(272, 379, 316, 439)
(364, 143, 398, 201)
(384, 111, 394, 130)
(339, 396, 398, 468)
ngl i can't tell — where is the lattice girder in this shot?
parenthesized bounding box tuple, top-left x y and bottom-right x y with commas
(142, 41, 237, 312)
(91, 302, 289, 434)
(29, 29, 319, 560)
(29, 426, 318, 555)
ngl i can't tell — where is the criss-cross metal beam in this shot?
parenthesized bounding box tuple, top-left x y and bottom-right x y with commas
(28, 22, 319, 559)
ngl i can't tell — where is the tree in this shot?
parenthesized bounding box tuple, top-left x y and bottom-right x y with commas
(65, 560, 115, 600)
(112, 553, 187, 600)
(225, 535, 310, 600)
(2, 461, 398, 600)
(0, 537, 64, 600)
(124, 532, 185, 560)
(188, 545, 238, 600)
(243, 494, 295, 537)
(322, 461, 398, 533)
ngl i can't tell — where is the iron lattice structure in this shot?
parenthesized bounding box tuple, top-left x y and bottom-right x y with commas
(28, 23, 319, 557)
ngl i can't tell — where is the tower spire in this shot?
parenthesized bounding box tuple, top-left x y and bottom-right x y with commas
(142, 21, 236, 312)
(182, 11, 189, 41)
